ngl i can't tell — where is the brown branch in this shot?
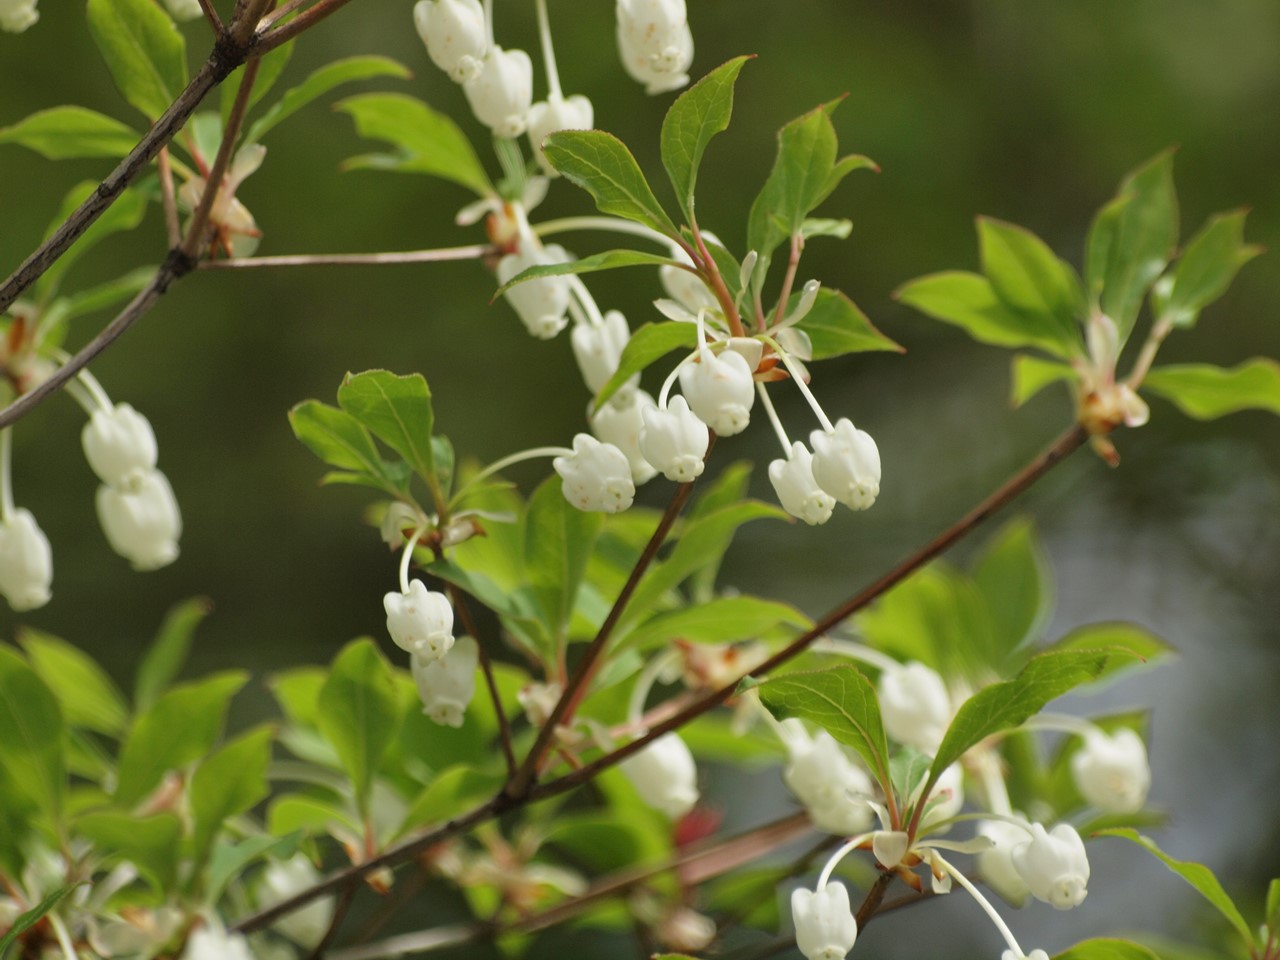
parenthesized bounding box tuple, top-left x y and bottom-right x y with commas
(446, 583, 517, 779)
(197, 0, 225, 35)
(305, 881, 355, 960)
(256, 0, 358, 52)
(197, 245, 496, 269)
(258, 0, 315, 31)
(157, 147, 182, 248)
(505, 478, 698, 798)
(230, 423, 1088, 931)
(854, 870, 896, 928)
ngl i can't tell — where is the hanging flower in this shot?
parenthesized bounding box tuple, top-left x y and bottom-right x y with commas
(496, 244, 573, 339)
(0, 0, 38, 32)
(571, 309, 633, 396)
(96, 470, 181, 571)
(1011, 822, 1090, 910)
(258, 855, 336, 948)
(464, 46, 534, 138)
(414, 0, 488, 83)
(0, 507, 51, 610)
(679, 347, 755, 436)
(181, 919, 255, 960)
(639, 395, 709, 482)
(791, 882, 857, 960)
(619, 732, 699, 818)
(1070, 728, 1151, 813)
(384, 579, 455, 660)
(878, 661, 951, 752)
(527, 92, 594, 175)
(411, 636, 479, 727)
(615, 0, 693, 94)
(780, 720, 875, 836)
(161, 0, 203, 21)
(553, 434, 635, 513)
(810, 418, 880, 510)
(591, 391, 658, 485)
(769, 442, 835, 526)
(976, 816, 1033, 906)
(81, 403, 158, 489)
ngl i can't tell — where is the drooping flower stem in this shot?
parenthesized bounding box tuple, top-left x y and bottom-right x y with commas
(756, 382, 793, 455)
(935, 854, 1028, 958)
(398, 527, 428, 595)
(534, 0, 562, 99)
(0, 429, 14, 522)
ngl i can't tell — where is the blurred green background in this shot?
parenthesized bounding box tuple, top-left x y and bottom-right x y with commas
(1, 1, 1278, 956)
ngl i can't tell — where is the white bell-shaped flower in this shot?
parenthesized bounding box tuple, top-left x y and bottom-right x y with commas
(572, 309, 633, 396)
(414, 0, 488, 83)
(161, 0, 202, 21)
(1011, 823, 1090, 910)
(0, 508, 52, 611)
(619, 732, 699, 818)
(810, 419, 880, 511)
(81, 403, 158, 488)
(878, 661, 951, 752)
(781, 720, 875, 836)
(660, 238, 718, 314)
(259, 855, 336, 948)
(591, 391, 658, 485)
(527, 92, 594, 175)
(639, 395, 709, 483)
(384, 579, 455, 660)
(976, 817, 1032, 906)
(0, 0, 38, 32)
(791, 882, 858, 960)
(616, 0, 693, 94)
(411, 636, 478, 727)
(769, 443, 835, 526)
(96, 470, 181, 571)
(553, 434, 635, 513)
(679, 348, 755, 436)
(1070, 728, 1151, 813)
(181, 919, 255, 960)
(463, 45, 533, 138)
(496, 244, 572, 339)
(1003, 952, 1050, 960)
(922, 762, 965, 828)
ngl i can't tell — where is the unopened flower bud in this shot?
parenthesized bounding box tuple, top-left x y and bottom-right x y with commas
(0, 0, 38, 32)
(412, 636, 478, 727)
(496, 244, 572, 339)
(922, 762, 965, 828)
(791, 881, 857, 960)
(572, 309, 632, 396)
(527, 92, 594, 175)
(1011, 823, 1090, 910)
(517, 682, 561, 726)
(0, 508, 52, 611)
(414, 0, 488, 83)
(769, 443, 835, 526)
(657, 907, 716, 953)
(591, 391, 658, 485)
(616, 0, 693, 95)
(620, 732, 699, 818)
(384, 579, 455, 660)
(464, 46, 533, 138)
(878, 661, 951, 752)
(679, 348, 755, 436)
(1070, 728, 1150, 813)
(976, 816, 1032, 906)
(810, 419, 880, 510)
(660, 237, 718, 314)
(781, 720, 875, 836)
(81, 403, 158, 488)
(553, 434, 635, 513)
(96, 470, 181, 571)
(259, 855, 336, 947)
(161, 0, 202, 21)
(639, 395, 708, 482)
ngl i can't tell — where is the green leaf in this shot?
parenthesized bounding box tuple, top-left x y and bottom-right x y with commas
(895, 271, 1073, 359)
(86, 0, 188, 121)
(793, 287, 902, 358)
(18, 629, 128, 736)
(1161, 210, 1263, 327)
(135, 596, 212, 710)
(399, 765, 502, 835)
(1266, 877, 1280, 932)
(34, 183, 148, 303)
(205, 832, 305, 902)
(115, 672, 247, 806)
(336, 370, 437, 492)
(493, 249, 678, 299)
(800, 217, 854, 241)
(889, 747, 933, 803)
(316, 640, 400, 812)
(247, 56, 412, 143)
(973, 518, 1053, 662)
(289, 399, 404, 494)
(748, 105, 840, 261)
(0, 106, 139, 160)
(76, 812, 181, 892)
(54, 266, 155, 323)
(756, 664, 892, 790)
(0, 647, 65, 824)
(189, 726, 274, 865)
(524, 476, 604, 642)
(619, 596, 810, 652)
(1043, 622, 1176, 687)
(1098, 829, 1254, 948)
(1142, 360, 1280, 419)
(337, 92, 493, 196)
(1086, 151, 1179, 340)
(661, 56, 751, 219)
(978, 217, 1085, 351)
(1011, 354, 1076, 408)
(1053, 939, 1162, 960)
(543, 129, 680, 238)
(595, 321, 698, 408)
(0, 884, 81, 958)
(928, 649, 1119, 789)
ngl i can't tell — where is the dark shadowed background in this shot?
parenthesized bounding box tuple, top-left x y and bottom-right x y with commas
(1, 1, 1278, 956)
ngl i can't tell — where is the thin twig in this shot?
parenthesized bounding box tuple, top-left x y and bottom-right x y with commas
(256, 0, 358, 52)
(305, 882, 355, 959)
(854, 870, 895, 928)
(197, 0, 225, 35)
(447, 583, 518, 779)
(230, 424, 1089, 931)
(198, 246, 496, 269)
(505, 478, 698, 797)
(157, 147, 182, 248)
(258, 0, 316, 31)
